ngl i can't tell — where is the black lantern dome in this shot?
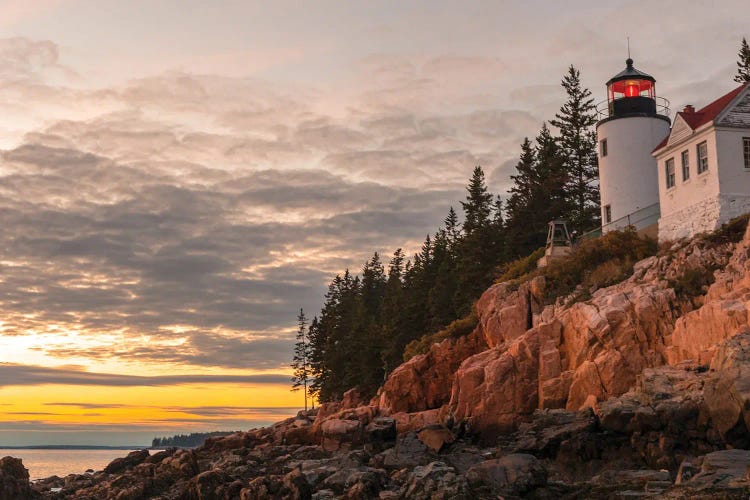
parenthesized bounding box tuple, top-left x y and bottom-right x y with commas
(605, 58, 659, 117)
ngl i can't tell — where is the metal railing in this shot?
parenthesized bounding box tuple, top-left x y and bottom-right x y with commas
(595, 96, 670, 120)
(578, 203, 660, 242)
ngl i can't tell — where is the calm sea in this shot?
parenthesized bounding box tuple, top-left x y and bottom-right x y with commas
(0, 449, 153, 480)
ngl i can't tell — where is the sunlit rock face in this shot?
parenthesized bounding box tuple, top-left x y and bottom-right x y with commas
(376, 221, 743, 439)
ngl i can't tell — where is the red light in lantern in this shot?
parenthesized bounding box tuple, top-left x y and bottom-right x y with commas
(625, 81, 639, 97)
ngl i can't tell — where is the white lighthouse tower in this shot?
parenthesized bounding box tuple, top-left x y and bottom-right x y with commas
(596, 58, 671, 235)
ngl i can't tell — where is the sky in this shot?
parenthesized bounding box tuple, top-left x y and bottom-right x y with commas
(0, 0, 748, 446)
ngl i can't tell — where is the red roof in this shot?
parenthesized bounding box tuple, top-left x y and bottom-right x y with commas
(652, 83, 749, 153)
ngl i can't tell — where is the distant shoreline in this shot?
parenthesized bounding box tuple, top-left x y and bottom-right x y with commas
(0, 446, 152, 450)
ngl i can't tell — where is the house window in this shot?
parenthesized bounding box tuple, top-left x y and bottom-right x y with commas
(665, 158, 675, 189)
(744, 137, 750, 170)
(604, 204, 612, 224)
(697, 141, 708, 174)
(600, 139, 608, 157)
(681, 150, 690, 181)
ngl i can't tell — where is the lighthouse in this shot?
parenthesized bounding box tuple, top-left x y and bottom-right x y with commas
(596, 58, 671, 235)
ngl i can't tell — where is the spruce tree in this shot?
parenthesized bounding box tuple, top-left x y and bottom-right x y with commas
(461, 166, 494, 236)
(291, 308, 312, 410)
(550, 65, 600, 233)
(454, 166, 499, 315)
(506, 125, 568, 257)
(380, 249, 406, 375)
(736, 37, 750, 84)
(427, 228, 458, 329)
(356, 253, 387, 393)
(534, 123, 569, 226)
(444, 207, 461, 245)
(505, 138, 536, 241)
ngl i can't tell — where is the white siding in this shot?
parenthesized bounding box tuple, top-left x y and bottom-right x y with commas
(717, 91, 750, 128)
(716, 127, 750, 196)
(597, 116, 670, 231)
(667, 115, 694, 145)
(657, 127, 721, 221)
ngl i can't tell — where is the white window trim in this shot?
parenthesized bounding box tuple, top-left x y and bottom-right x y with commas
(696, 141, 709, 175)
(665, 157, 676, 190)
(681, 150, 690, 182)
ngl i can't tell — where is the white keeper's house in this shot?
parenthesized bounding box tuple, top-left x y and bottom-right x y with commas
(594, 57, 750, 242)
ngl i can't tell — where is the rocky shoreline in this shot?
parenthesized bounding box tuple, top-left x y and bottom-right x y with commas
(5, 225, 750, 498)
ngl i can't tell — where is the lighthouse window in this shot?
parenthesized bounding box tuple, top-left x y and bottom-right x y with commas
(665, 158, 676, 189)
(604, 205, 612, 224)
(743, 138, 750, 170)
(600, 139, 608, 157)
(697, 141, 708, 174)
(681, 150, 690, 181)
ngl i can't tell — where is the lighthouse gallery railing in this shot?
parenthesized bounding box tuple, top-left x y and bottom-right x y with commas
(578, 202, 661, 242)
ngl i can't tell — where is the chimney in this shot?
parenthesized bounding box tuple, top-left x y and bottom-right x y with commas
(683, 104, 695, 113)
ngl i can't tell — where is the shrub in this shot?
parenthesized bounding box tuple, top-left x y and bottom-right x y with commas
(402, 310, 478, 362)
(701, 213, 750, 246)
(583, 258, 631, 291)
(496, 247, 544, 283)
(670, 266, 717, 301)
(540, 228, 657, 304)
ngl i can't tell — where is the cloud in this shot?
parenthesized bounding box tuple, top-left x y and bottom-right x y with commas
(0, 363, 290, 387)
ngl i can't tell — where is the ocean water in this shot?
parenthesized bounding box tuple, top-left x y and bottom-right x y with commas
(0, 449, 150, 480)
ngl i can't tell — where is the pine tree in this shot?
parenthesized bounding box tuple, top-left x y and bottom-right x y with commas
(291, 308, 312, 410)
(461, 166, 494, 236)
(505, 138, 537, 242)
(534, 123, 570, 227)
(490, 195, 507, 261)
(444, 206, 461, 246)
(355, 253, 387, 393)
(736, 37, 750, 84)
(506, 125, 569, 257)
(550, 65, 600, 233)
(380, 249, 406, 375)
(454, 166, 500, 315)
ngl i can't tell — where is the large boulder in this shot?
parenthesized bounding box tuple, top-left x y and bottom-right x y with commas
(401, 461, 468, 499)
(0, 457, 35, 500)
(449, 328, 540, 437)
(416, 425, 455, 453)
(671, 449, 750, 496)
(466, 454, 547, 497)
(475, 281, 538, 348)
(378, 327, 486, 414)
(103, 449, 150, 474)
(702, 331, 750, 442)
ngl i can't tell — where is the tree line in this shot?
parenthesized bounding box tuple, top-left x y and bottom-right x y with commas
(292, 38, 750, 405)
(291, 64, 599, 403)
(151, 431, 236, 448)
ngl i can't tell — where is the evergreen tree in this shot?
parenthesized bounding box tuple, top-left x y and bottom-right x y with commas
(307, 316, 324, 400)
(550, 65, 600, 233)
(534, 123, 569, 226)
(354, 253, 387, 393)
(427, 228, 458, 329)
(444, 207, 461, 245)
(454, 166, 501, 315)
(380, 249, 406, 375)
(736, 37, 750, 84)
(505, 138, 537, 245)
(460, 166, 494, 236)
(291, 309, 312, 410)
(506, 125, 568, 257)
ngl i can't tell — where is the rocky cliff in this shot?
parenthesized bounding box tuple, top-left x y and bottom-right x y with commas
(6, 223, 750, 498)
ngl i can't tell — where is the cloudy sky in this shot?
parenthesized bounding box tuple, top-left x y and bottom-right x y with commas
(0, 0, 748, 446)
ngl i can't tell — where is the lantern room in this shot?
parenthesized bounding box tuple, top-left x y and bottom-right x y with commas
(605, 58, 659, 118)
